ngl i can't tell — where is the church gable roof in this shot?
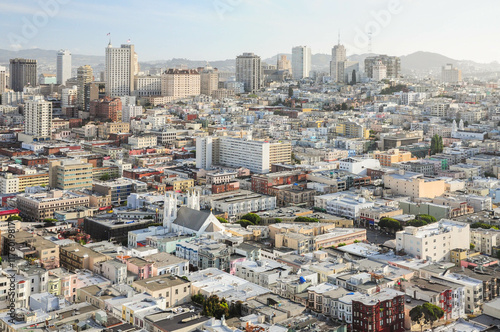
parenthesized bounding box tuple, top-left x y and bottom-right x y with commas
(173, 206, 211, 231)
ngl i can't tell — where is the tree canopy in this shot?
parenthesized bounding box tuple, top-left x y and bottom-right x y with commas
(378, 217, 401, 233)
(294, 216, 320, 223)
(216, 216, 228, 223)
(241, 213, 261, 224)
(410, 303, 445, 332)
(430, 134, 443, 155)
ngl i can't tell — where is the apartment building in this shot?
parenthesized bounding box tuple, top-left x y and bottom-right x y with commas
(314, 192, 374, 221)
(161, 68, 200, 98)
(59, 242, 110, 271)
(97, 122, 130, 139)
(89, 96, 123, 122)
(132, 274, 191, 308)
(128, 135, 158, 149)
(93, 178, 147, 204)
(335, 121, 369, 139)
(207, 190, 277, 217)
(405, 278, 465, 320)
(236, 52, 262, 92)
(470, 228, 500, 256)
(351, 289, 405, 332)
(382, 170, 445, 200)
(373, 149, 416, 167)
(395, 220, 470, 261)
(17, 190, 90, 222)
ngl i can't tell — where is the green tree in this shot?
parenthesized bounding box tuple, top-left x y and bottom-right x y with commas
(422, 302, 445, 329)
(294, 216, 320, 223)
(239, 220, 254, 228)
(274, 218, 282, 223)
(341, 102, 348, 110)
(288, 86, 294, 98)
(410, 303, 445, 332)
(99, 173, 111, 181)
(430, 134, 443, 155)
(216, 216, 228, 223)
(417, 214, 437, 224)
(379, 217, 401, 233)
(470, 243, 475, 250)
(241, 213, 261, 225)
(410, 305, 425, 332)
(7, 215, 22, 221)
(407, 219, 427, 227)
(202, 295, 229, 319)
(192, 293, 205, 305)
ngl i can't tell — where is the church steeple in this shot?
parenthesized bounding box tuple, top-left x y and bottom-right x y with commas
(187, 189, 200, 211)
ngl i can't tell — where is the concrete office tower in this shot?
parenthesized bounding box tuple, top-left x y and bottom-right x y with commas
(24, 99, 52, 140)
(0, 66, 6, 94)
(57, 50, 72, 85)
(441, 64, 462, 83)
(84, 82, 105, 112)
(49, 159, 93, 190)
(277, 55, 291, 72)
(236, 53, 262, 93)
(77, 65, 93, 109)
(61, 86, 77, 109)
(330, 44, 347, 82)
(134, 76, 161, 97)
(161, 69, 201, 98)
(105, 42, 136, 97)
(200, 65, 219, 96)
(9, 58, 37, 92)
(372, 60, 387, 81)
(291, 46, 311, 79)
(122, 104, 143, 122)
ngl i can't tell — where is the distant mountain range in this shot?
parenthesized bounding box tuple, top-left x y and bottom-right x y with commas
(0, 48, 498, 75)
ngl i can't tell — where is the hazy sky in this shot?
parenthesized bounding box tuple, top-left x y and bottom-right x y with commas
(1, 0, 499, 63)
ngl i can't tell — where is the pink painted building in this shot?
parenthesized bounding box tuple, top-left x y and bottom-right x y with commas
(123, 257, 154, 280)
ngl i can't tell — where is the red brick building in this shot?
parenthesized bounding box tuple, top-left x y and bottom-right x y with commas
(251, 171, 307, 195)
(21, 156, 48, 167)
(89, 97, 122, 122)
(352, 289, 405, 332)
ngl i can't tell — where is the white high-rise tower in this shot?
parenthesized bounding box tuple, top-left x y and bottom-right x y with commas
(163, 192, 177, 231)
(105, 42, 136, 97)
(24, 98, 53, 140)
(291, 46, 311, 80)
(57, 50, 72, 85)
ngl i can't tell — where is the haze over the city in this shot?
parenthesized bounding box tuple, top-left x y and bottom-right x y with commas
(1, 0, 499, 63)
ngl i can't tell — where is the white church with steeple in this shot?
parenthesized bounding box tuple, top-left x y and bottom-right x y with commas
(162, 189, 225, 236)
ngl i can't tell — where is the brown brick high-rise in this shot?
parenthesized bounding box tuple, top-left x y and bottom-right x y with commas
(89, 96, 122, 122)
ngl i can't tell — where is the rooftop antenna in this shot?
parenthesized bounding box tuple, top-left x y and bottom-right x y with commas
(338, 30, 341, 45)
(368, 29, 373, 53)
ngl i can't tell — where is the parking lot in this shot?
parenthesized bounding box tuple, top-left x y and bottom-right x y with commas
(365, 228, 395, 245)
